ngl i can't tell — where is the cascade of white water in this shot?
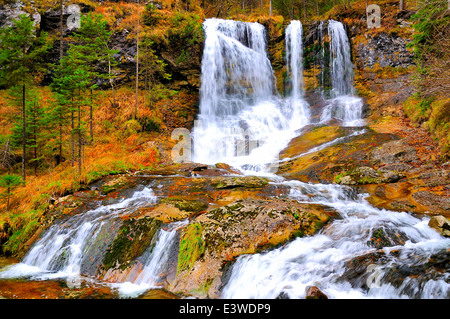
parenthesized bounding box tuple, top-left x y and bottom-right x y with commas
(285, 20, 310, 128)
(112, 220, 188, 297)
(319, 20, 364, 127)
(221, 181, 450, 299)
(286, 20, 305, 100)
(0, 187, 158, 280)
(328, 19, 354, 97)
(192, 18, 309, 174)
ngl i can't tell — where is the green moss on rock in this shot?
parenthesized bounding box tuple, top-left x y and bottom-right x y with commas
(177, 223, 205, 273)
(102, 216, 162, 272)
(160, 197, 208, 213)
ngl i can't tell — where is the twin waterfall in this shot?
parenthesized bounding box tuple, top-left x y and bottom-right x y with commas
(1, 19, 448, 299)
(192, 18, 363, 174)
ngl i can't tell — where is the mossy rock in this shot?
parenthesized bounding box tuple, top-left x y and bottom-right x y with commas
(100, 176, 131, 195)
(335, 166, 403, 185)
(101, 216, 162, 272)
(177, 223, 205, 273)
(210, 176, 269, 189)
(170, 198, 337, 298)
(160, 197, 208, 213)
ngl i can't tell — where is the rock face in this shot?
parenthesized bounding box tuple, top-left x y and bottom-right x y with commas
(357, 33, 415, 69)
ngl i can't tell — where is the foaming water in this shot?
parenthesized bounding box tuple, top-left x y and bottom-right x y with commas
(0, 187, 158, 281)
(319, 20, 364, 127)
(111, 220, 188, 297)
(222, 181, 450, 299)
(192, 19, 310, 175)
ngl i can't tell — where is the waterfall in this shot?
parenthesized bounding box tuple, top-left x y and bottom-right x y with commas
(285, 20, 310, 128)
(286, 20, 305, 100)
(198, 18, 275, 119)
(111, 220, 188, 297)
(328, 19, 354, 97)
(221, 181, 450, 299)
(192, 18, 309, 174)
(319, 20, 364, 127)
(0, 187, 158, 280)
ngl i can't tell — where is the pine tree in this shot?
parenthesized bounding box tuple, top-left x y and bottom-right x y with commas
(0, 14, 51, 182)
(72, 12, 120, 139)
(9, 86, 46, 175)
(0, 174, 23, 211)
(51, 46, 91, 176)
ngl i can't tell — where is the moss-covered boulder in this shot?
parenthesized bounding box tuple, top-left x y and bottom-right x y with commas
(160, 197, 208, 213)
(100, 176, 133, 195)
(210, 176, 269, 189)
(170, 197, 338, 298)
(100, 216, 162, 274)
(335, 166, 404, 185)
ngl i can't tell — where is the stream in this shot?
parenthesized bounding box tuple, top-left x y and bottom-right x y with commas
(0, 18, 448, 299)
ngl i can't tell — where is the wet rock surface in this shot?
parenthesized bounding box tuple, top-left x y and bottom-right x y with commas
(170, 197, 338, 298)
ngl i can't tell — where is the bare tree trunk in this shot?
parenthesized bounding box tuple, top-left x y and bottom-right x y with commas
(71, 105, 74, 167)
(108, 58, 116, 107)
(303, 1, 307, 20)
(78, 97, 82, 176)
(60, 0, 64, 60)
(22, 83, 26, 182)
(135, 0, 140, 119)
(400, 0, 404, 11)
(89, 89, 93, 142)
(33, 104, 37, 175)
(6, 187, 10, 211)
(269, 0, 272, 16)
(59, 123, 62, 165)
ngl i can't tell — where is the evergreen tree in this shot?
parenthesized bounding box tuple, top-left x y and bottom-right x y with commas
(9, 86, 46, 175)
(51, 45, 91, 176)
(72, 12, 120, 139)
(0, 14, 51, 181)
(0, 174, 23, 211)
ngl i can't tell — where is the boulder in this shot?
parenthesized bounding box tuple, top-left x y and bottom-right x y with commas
(428, 215, 450, 237)
(335, 166, 403, 185)
(100, 176, 133, 195)
(170, 198, 337, 298)
(210, 176, 269, 189)
(305, 286, 328, 299)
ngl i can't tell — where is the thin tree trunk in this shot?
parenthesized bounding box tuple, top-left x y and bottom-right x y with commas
(135, 0, 139, 119)
(269, 0, 272, 16)
(303, 1, 307, 20)
(108, 57, 116, 107)
(60, 0, 64, 61)
(90, 88, 93, 141)
(78, 98, 81, 176)
(400, 0, 404, 11)
(33, 105, 37, 175)
(6, 187, 10, 211)
(71, 106, 74, 167)
(22, 83, 26, 182)
(59, 122, 63, 165)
